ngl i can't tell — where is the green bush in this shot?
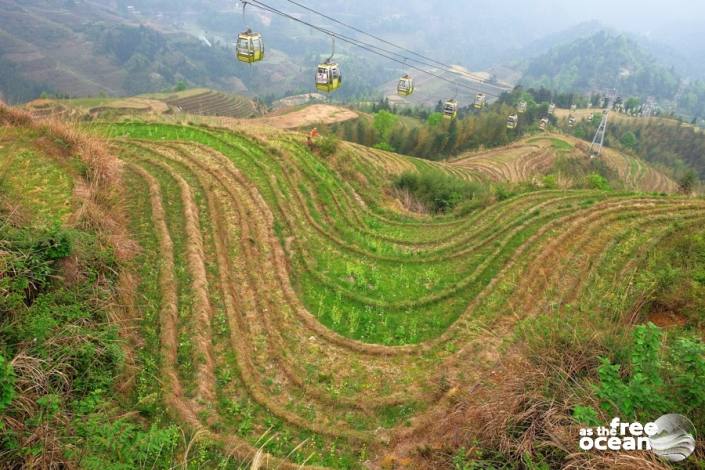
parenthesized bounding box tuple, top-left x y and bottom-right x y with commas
(542, 174, 559, 189)
(585, 172, 610, 190)
(620, 131, 638, 149)
(317, 135, 339, 158)
(426, 112, 443, 127)
(394, 170, 488, 213)
(594, 323, 705, 427)
(373, 142, 395, 152)
(72, 415, 182, 469)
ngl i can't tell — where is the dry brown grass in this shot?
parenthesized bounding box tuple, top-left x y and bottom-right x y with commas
(380, 344, 606, 470)
(389, 187, 431, 215)
(1, 354, 71, 469)
(564, 451, 670, 469)
(0, 103, 141, 467)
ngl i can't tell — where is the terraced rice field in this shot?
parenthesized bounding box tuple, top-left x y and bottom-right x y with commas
(600, 146, 678, 193)
(449, 140, 556, 183)
(448, 135, 677, 192)
(99, 121, 705, 468)
(164, 90, 258, 118)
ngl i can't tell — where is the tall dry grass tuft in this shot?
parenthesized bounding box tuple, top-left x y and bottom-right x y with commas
(2, 354, 72, 469)
(564, 451, 670, 469)
(382, 350, 601, 469)
(0, 102, 33, 128)
(389, 186, 431, 215)
(0, 100, 137, 268)
(455, 355, 579, 459)
(249, 450, 264, 470)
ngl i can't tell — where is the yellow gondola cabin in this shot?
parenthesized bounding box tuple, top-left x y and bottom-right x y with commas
(474, 93, 486, 109)
(397, 74, 414, 96)
(316, 61, 342, 93)
(443, 99, 458, 119)
(236, 29, 264, 63)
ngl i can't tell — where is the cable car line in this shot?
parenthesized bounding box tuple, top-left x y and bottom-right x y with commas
(279, 0, 453, 71)
(268, 0, 507, 93)
(248, 0, 494, 91)
(278, 0, 505, 91)
(246, 0, 504, 97)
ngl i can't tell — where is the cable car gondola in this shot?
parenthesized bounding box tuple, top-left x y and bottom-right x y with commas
(570, 104, 577, 113)
(474, 93, 486, 109)
(539, 117, 549, 131)
(397, 74, 414, 96)
(316, 60, 342, 93)
(236, 29, 264, 63)
(548, 103, 556, 115)
(316, 38, 342, 93)
(568, 116, 576, 128)
(506, 113, 518, 129)
(443, 99, 458, 119)
(517, 100, 527, 113)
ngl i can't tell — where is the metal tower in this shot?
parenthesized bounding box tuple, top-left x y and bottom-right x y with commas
(589, 111, 608, 158)
(589, 89, 616, 158)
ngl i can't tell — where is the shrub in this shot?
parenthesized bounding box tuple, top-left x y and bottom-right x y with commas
(593, 323, 705, 427)
(620, 131, 637, 149)
(373, 142, 395, 152)
(542, 174, 558, 189)
(394, 170, 487, 213)
(678, 170, 697, 194)
(71, 416, 182, 469)
(426, 112, 443, 127)
(317, 135, 339, 158)
(585, 172, 610, 190)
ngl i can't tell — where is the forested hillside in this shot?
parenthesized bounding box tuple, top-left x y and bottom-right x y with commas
(678, 80, 705, 121)
(609, 119, 705, 181)
(521, 31, 680, 99)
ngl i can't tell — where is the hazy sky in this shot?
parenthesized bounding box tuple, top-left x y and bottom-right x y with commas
(544, 0, 704, 31)
(415, 0, 705, 33)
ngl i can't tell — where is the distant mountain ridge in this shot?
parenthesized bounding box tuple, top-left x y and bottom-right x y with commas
(0, 0, 309, 103)
(519, 30, 680, 99)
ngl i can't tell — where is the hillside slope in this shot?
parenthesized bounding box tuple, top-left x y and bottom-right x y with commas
(104, 118, 700, 467)
(0, 1, 290, 101)
(3, 105, 705, 469)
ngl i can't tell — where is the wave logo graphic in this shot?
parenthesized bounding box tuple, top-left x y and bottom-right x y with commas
(649, 414, 696, 462)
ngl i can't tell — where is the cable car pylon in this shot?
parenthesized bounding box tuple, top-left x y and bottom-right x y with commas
(589, 110, 608, 158)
